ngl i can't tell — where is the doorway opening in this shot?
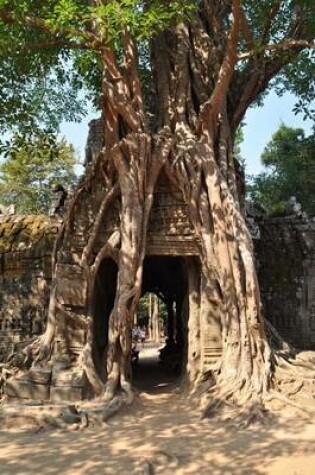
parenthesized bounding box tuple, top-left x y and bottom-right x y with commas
(91, 257, 117, 380)
(132, 255, 189, 392)
(91, 255, 194, 391)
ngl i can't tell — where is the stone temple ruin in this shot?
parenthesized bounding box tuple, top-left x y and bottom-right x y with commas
(1, 172, 224, 401)
(256, 214, 315, 348)
(1, 121, 315, 402)
(0, 216, 59, 361)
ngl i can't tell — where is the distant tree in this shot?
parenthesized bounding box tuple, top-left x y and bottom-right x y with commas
(0, 131, 77, 214)
(137, 293, 168, 327)
(248, 124, 315, 215)
(137, 293, 150, 327)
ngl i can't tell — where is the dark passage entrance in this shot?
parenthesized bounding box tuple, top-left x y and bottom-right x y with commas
(91, 255, 191, 390)
(92, 258, 117, 379)
(133, 255, 189, 392)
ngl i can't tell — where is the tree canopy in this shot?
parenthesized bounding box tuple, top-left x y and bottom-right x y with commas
(0, 131, 77, 213)
(0, 0, 197, 133)
(0, 1, 314, 138)
(248, 123, 315, 215)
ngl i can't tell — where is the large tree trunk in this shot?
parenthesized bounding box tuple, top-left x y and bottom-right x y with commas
(149, 22, 273, 406)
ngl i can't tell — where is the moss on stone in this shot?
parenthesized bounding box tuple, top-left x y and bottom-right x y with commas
(0, 215, 60, 265)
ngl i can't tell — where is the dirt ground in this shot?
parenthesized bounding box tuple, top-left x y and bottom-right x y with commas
(0, 343, 315, 475)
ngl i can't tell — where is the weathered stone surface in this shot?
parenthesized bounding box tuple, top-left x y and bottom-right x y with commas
(5, 379, 50, 400)
(255, 215, 315, 349)
(55, 264, 87, 307)
(51, 369, 86, 388)
(0, 215, 60, 362)
(146, 235, 200, 256)
(84, 118, 104, 166)
(20, 368, 52, 385)
(50, 386, 88, 403)
(2, 178, 315, 404)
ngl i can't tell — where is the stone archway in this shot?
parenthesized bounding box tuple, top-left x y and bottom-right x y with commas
(89, 254, 196, 389)
(5, 171, 222, 402)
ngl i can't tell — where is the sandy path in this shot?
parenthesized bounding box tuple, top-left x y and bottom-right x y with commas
(0, 343, 314, 475)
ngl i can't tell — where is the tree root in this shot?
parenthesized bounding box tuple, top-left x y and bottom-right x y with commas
(202, 386, 273, 429)
(4, 333, 53, 371)
(0, 396, 129, 431)
(80, 342, 105, 396)
(264, 318, 295, 355)
(120, 379, 134, 405)
(102, 379, 118, 403)
(79, 318, 105, 396)
(101, 376, 134, 405)
(201, 378, 257, 419)
(30, 336, 54, 366)
(5, 342, 34, 370)
(265, 389, 315, 415)
(201, 348, 315, 426)
(280, 381, 304, 397)
(229, 403, 273, 430)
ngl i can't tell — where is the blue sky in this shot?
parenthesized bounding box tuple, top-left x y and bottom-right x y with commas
(241, 90, 314, 176)
(60, 89, 314, 178)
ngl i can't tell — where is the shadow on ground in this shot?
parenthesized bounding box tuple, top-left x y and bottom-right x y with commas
(0, 343, 314, 475)
(132, 342, 179, 394)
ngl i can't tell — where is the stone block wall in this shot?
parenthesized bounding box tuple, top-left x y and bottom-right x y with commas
(255, 216, 315, 349)
(0, 215, 60, 360)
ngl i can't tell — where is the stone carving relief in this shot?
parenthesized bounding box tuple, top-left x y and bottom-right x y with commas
(285, 196, 307, 219)
(148, 192, 194, 236)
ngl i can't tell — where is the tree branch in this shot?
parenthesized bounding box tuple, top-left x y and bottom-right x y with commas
(230, 2, 314, 131)
(101, 47, 140, 131)
(239, 5, 254, 49)
(121, 30, 145, 125)
(199, 0, 241, 130)
(238, 5, 259, 71)
(238, 39, 315, 60)
(19, 40, 92, 51)
(231, 44, 307, 132)
(103, 78, 141, 131)
(91, 230, 121, 275)
(81, 183, 120, 268)
(0, 10, 100, 50)
(261, 1, 282, 43)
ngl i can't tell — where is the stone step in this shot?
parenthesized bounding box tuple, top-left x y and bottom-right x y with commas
(5, 379, 50, 400)
(19, 369, 52, 385)
(51, 369, 86, 388)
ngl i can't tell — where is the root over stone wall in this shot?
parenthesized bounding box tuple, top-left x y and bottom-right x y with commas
(0, 215, 60, 361)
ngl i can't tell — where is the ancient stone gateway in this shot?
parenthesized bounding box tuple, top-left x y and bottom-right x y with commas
(5, 172, 222, 402)
(52, 173, 221, 400)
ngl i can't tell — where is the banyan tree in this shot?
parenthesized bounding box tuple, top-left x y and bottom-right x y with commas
(1, 1, 315, 414)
